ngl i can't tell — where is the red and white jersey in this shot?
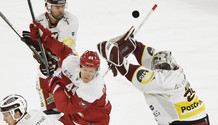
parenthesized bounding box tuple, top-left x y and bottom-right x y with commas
(52, 55, 111, 125)
(128, 41, 207, 124)
(43, 37, 111, 124)
(17, 110, 63, 125)
(62, 55, 108, 103)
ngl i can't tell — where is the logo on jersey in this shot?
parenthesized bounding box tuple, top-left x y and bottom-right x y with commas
(136, 69, 153, 84)
(46, 94, 55, 105)
(79, 101, 87, 109)
(174, 96, 205, 120)
(147, 47, 156, 56)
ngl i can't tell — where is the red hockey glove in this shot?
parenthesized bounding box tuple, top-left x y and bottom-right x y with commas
(43, 76, 62, 94)
(30, 21, 53, 43)
(109, 26, 136, 57)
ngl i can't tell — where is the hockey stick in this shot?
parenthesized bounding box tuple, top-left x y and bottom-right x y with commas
(133, 4, 158, 36)
(0, 11, 44, 63)
(27, 0, 51, 76)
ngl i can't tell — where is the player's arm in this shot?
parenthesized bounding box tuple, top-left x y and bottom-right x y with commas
(30, 21, 74, 66)
(43, 76, 95, 114)
(133, 42, 157, 69)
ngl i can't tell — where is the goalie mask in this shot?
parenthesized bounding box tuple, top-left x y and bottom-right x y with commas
(0, 94, 27, 121)
(151, 51, 177, 70)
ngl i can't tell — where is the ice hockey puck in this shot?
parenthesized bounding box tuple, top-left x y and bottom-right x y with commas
(132, 10, 140, 18)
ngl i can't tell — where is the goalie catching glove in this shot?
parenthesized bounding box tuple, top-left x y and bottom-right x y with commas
(109, 26, 136, 57)
(97, 27, 137, 76)
(97, 41, 129, 76)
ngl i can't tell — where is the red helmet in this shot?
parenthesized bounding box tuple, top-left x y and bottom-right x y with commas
(80, 50, 100, 68)
(45, 0, 66, 5)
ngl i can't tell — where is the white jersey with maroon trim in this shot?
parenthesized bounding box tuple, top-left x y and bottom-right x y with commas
(130, 46, 207, 124)
(36, 11, 79, 54)
(17, 110, 63, 125)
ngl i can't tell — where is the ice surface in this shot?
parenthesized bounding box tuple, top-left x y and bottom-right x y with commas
(0, 0, 218, 124)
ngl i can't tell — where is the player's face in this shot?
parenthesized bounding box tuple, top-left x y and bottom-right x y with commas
(80, 67, 97, 83)
(2, 112, 16, 125)
(51, 5, 65, 20)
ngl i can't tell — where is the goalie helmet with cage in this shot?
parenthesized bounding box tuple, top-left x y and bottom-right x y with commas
(151, 51, 177, 70)
(0, 94, 27, 121)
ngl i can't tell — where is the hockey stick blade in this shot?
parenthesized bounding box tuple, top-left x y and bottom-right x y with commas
(27, 0, 51, 76)
(0, 11, 44, 63)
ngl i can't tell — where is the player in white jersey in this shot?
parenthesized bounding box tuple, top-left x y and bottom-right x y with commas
(0, 94, 63, 125)
(22, 0, 79, 115)
(29, 21, 111, 124)
(97, 27, 210, 125)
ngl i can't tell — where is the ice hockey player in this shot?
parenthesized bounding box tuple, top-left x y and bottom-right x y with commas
(97, 27, 210, 125)
(0, 94, 63, 125)
(22, 0, 79, 115)
(29, 21, 112, 124)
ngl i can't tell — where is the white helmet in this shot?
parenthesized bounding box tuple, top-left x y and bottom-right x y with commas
(45, 0, 66, 10)
(0, 94, 27, 121)
(151, 51, 177, 70)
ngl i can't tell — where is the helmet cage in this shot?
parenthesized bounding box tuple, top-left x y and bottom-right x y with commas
(152, 51, 173, 70)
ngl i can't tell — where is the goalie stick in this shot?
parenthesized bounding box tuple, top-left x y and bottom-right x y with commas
(27, 0, 51, 76)
(133, 4, 158, 36)
(0, 11, 44, 63)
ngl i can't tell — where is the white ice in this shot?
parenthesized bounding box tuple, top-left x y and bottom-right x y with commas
(0, 0, 218, 124)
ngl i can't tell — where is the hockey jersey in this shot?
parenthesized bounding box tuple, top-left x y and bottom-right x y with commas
(17, 110, 63, 125)
(42, 36, 111, 124)
(35, 11, 79, 111)
(127, 41, 207, 125)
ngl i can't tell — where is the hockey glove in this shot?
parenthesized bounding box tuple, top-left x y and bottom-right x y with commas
(107, 62, 118, 77)
(44, 76, 62, 94)
(40, 56, 58, 76)
(109, 26, 136, 57)
(97, 41, 129, 76)
(22, 31, 41, 51)
(30, 21, 53, 43)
